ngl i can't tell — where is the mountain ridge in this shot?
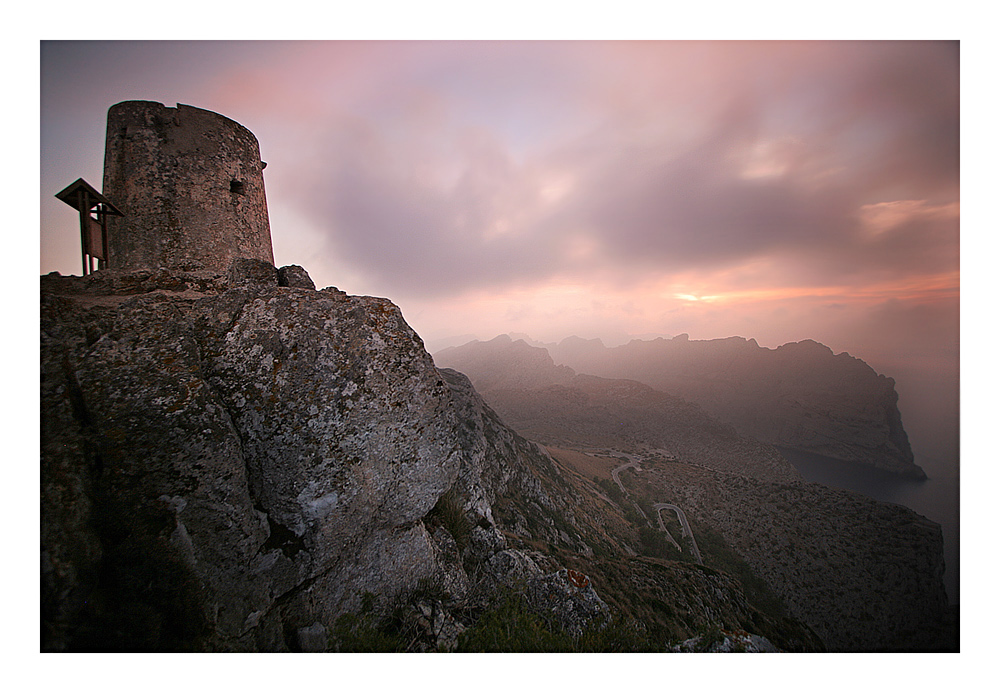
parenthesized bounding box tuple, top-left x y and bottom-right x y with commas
(438, 332, 923, 479)
(433, 333, 953, 649)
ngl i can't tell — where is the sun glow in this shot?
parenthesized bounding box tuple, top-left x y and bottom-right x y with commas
(667, 273, 958, 308)
(673, 293, 719, 302)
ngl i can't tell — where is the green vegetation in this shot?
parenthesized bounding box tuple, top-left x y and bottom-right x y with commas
(331, 609, 407, 652)
(636, 496, 656, 522)
(457, 590, 662, 653)
(330, 584, 666, 653)
(330, 590, 404, 652)
(456, 592, 569, 652)
(638, 525, 684, 561)
(330, 580, 455, 652)
(425, 488, 472, 551)
(595, 477, 625, 505)
(622, 506, 645, 526)
(691, 623, 727, 651)
(691, 520, 786, 618)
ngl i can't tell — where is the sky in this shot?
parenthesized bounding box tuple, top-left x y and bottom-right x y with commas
(22, 22, 998, 675)
(39, 40, 960, 388)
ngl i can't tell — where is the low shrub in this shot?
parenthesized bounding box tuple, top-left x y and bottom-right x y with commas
(457, 589, 664, 653)
(426, 488, 472, 550)
(639, 525, 684, 561)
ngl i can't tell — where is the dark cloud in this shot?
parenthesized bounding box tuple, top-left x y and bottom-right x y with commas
(832, 41, 960, 199)
(286, 113, 571, 295)
(271, 41, 958, 300)
(571, 134, 853, 270)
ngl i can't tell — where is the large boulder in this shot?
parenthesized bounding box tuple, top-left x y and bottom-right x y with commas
(39, 261, 540, 651)
(525, 568, 609, 636)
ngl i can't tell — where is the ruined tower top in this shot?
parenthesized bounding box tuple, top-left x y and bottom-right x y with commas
(102, 101, 274, 273)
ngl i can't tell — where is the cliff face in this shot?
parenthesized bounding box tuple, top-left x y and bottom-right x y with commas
(435, 335, 576, 391)
(40, 262, 565, 651)
(540, 335, 922, 478)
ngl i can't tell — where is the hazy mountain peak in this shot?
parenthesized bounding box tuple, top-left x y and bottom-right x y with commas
(548, 334, 921, 478)
(778, 338, 833, 354)
(558, 335, 606, 347)
(434, 332, 575, 391)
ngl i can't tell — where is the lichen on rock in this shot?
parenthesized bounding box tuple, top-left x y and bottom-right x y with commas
(39, 260, 550, 650)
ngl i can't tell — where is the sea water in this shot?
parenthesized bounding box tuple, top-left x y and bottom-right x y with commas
(778, 446, 959, 605)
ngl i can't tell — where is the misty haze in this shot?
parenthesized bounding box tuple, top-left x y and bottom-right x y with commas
(39, 39, 959, 661)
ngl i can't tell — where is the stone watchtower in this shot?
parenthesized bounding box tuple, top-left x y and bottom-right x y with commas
(102, 101, 274, 272)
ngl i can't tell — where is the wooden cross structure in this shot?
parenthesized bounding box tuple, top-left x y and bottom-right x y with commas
(55, 178, 123, 276)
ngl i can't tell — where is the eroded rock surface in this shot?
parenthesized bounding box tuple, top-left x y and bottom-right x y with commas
(525, 568, 609, 636)
(40, 262, 579, 651)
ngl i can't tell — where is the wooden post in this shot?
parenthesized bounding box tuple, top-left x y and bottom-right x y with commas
(77, 189, 90, 276)
(55, 178, 123, 276)
(100, 205, 109, 270)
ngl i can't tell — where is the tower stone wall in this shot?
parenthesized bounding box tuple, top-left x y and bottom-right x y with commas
(102, 101, 274, 272)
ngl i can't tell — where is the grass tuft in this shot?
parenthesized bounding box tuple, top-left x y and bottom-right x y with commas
(426, 488, 472, 550)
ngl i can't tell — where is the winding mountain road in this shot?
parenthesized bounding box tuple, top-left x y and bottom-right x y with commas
(610, 456, 641, 494)
(653, 503, 704, 564)
(603, 451, 701, 563)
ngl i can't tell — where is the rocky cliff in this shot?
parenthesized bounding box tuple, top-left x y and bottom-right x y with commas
(42, 262, 817, 652)
(41, 261, 554, 650)
(494, 334, 923, 478)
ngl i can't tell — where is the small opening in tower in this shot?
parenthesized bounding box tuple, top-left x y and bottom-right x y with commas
(230, 180, 245, 195)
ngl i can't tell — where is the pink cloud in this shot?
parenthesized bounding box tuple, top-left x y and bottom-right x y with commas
(40, 41, 959, 380)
